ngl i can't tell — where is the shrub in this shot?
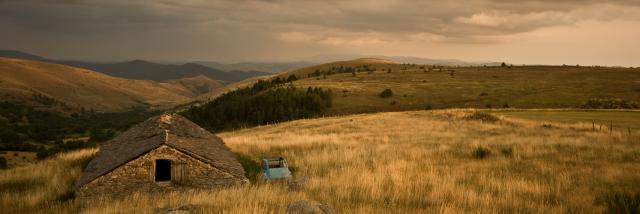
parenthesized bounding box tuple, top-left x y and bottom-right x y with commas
(500, 147, 513, 157)
(425, 105, 432, 110)
(464, 111, 499, 123)
(472, 147, 490, 159)
(379, 89, 393, 98)
(286, 75, 298, 82)
(480, 92, 488, 96)
(503, 103, 510, 108)
(599, 191, 640, 214)
(581, 98, 639, 109)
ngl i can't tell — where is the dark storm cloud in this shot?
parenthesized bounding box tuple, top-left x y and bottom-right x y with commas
(2, 0, 637, 36)
(0, 0, 638, 63)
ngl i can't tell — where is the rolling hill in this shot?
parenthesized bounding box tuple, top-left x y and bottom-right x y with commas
(272, 59, 640, 115)
(0, 57, 213, 112)
(0, 50, 269, 82)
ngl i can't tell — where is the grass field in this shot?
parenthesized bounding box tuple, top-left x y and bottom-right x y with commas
(276, 60, 640, 115)
(1, 109, 639, 213)
(493, 110, 640, 130)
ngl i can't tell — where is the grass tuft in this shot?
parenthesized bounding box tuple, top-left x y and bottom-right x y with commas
(472, 147, 491, 159)
(500, 147, 513, 157)
(379, 89, 393, 98)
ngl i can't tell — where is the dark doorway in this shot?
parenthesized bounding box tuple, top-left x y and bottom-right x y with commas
(155, 159, 171, 182)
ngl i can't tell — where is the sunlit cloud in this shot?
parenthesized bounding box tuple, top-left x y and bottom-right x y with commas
(0, 0, 638, 65)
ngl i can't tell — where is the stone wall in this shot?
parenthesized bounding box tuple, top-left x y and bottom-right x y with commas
(76, 145, 247, 200)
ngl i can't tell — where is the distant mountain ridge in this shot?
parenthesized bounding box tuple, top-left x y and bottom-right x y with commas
(195, 61, 315, 73)
(195, 55, 498, 74)
(0, 50, 269, 82)
(296, 54, 501, 66)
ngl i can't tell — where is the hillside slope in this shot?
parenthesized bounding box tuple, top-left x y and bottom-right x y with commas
(0, 57, 193, 111)
(160, 75, 225, 98)
(278, 60, 640, 114)
(3, 110, 639, 213)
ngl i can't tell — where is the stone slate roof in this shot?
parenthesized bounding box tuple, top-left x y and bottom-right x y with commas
(75, 113, 246, 189)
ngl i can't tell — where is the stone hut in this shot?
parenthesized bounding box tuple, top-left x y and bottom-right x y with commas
(75, 113, 248, 200)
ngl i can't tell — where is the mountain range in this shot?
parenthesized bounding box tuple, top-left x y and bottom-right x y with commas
(0, 57, 207, 112)
(194, 61, 315, 74)
(0, 50, 269, 82)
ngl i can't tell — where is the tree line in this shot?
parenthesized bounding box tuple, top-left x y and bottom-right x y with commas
(181, 75, 332, 132)
(0, 101, 157, 158)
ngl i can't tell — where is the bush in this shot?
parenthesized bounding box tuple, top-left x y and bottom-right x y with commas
(379, 89, 393, 98)
(599, 191, 640, 214)
(472, 147, 490, 159)
(480, 92, 488, 96)
(500, 147, 513, 157)
(581, 98, 639, 109)
(464, 111, 499, 123)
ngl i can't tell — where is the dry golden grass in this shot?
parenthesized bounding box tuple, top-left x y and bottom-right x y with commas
(0, 148, 95, 213)
(219, 110, 640, 213)
(1, 110, 639, 213)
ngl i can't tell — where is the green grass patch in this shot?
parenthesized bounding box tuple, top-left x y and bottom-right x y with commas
(234, 153, 261, 183)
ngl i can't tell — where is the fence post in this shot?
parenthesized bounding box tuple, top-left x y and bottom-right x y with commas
(592, 122, 595, 131)
(610, 122, 613, 136)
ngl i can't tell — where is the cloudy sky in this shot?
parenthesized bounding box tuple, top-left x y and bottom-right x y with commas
(1, 0, 639, 66)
